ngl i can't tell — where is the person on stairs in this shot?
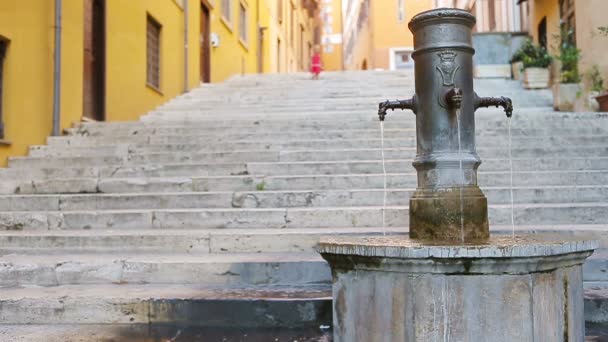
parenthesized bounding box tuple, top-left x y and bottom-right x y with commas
(311, 45, 322, 80)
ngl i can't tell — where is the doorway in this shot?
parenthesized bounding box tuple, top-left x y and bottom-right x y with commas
(83, 0, 105, 121)
(200, 3, 211, 83)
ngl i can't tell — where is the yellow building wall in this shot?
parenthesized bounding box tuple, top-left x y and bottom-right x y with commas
(574, 0, 608, 87)
(0, 1, 55, 167)
(320, 0, 344, 71)
(530, 0, 560, 54)
(0, 0, 318, 166)
(105, 0, 191, 121)
(344, 0, 433, 70)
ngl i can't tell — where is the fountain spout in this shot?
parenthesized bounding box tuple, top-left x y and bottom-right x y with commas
(378, 97, 417, 121)
(444, 87, 463, 110)
(474, 93, 513, 117)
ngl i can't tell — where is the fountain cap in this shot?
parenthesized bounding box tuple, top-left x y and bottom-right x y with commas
(408, 8, 476, 32)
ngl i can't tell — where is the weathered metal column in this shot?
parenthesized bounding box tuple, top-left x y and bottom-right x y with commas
(378, 9, 513, 242)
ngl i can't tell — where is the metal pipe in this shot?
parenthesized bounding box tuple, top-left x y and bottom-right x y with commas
(183, 0, 189, 93)
(52, 0, 62, 136)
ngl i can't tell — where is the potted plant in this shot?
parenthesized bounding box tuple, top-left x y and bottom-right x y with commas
(521, 43, 552, 89)
(586, 65, 603, 111)
(510, 40, 531, 81)
(595, 27, 608, 111)
(596, 77, 608, 112)
(552, 29, 581, 111)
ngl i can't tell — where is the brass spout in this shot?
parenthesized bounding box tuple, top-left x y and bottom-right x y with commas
(378, 97, 417, 121)
(474, 93, 513, 118)
(444, 87, 463, 110)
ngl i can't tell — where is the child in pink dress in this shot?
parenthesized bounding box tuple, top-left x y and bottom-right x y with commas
(311, 46, 322, 80)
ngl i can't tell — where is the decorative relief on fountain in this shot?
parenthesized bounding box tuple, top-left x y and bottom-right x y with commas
(436, 51, 459, 87)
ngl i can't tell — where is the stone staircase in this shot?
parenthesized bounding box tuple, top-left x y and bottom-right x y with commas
(0, 70, 607, 334)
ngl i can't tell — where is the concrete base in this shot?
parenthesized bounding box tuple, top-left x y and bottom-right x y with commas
(409, 186, 489, 242)
(317, 236, 597, 342)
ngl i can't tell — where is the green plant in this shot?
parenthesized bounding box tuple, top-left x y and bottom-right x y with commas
(255, 181, 266, 191)
(516, 40, 552, 69)
(510, 39, 534, 63)
(588, 65, 604, 92)
(599, 26, 608, 36)
(553, 28, 581, 83)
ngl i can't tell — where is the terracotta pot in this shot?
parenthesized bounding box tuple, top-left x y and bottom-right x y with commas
(523, 68, 550, 89)
(597, 92, 608, 112)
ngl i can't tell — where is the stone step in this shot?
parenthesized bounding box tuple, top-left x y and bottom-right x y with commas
(0, 284, 332, 327)
(67, 113, 608, 134)
(2, 239, 608, 288)
(0, 252, 331, 287)
(585, 288, 608, 324)
(9, 146, 608, 168)
(0, 227, 405, 254)
(0, 226, 605, 254)
(31, 135, 608, 157)
(1, 186, 607, 211)
(1, 157, 607, 182)
(0, 324, 336, 341)
(50, 124, 608, 145)
(0, 204, 606, 231)
(2, 170, 606, 195)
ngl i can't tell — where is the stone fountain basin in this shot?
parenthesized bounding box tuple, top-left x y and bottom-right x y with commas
(317, 235, 598, 342)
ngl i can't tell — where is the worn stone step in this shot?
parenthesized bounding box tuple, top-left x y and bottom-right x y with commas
(0, 227, 405, 254)
(3, 170, 606, 195)
(0, 284, 332, 327)
(0, 324, 336, 342)
(65, 115, 608, 136)
(9, 146, 608, 168)
(0, 252, 331, 287)
(48, 126, 608, 147)
(3, 157, 607, 182)
(585, 287, 608, 324)
(0, 204, 606, 231)
(1, 186, 607, 211)
(31, 135, 608, 157)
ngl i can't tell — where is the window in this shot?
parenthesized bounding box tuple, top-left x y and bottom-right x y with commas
(397, 0, 405, 22)
(0, 38, 8, 139)
(222, 0, 232, 23)
(146, 15, 161, 90)
(239, 3, 247, 43)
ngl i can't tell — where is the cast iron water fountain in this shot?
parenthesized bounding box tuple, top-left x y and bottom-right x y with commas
(317, 8, 597, 341)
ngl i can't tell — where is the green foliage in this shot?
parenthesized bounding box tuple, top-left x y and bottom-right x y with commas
(510, 39, 533, 63)
(255, 181, 266, 191)
(588, 65, 605, 92)
(513, 39, 552, 69)
(553, 28, 580, 83)
(599, 26, 608, 36)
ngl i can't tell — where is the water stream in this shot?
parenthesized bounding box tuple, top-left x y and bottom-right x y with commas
(456, 110, 465, 243)
(507, 116, 515, 239)
(380, 121, 387, 235)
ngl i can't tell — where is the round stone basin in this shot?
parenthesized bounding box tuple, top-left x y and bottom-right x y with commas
(317, 235, 598, 260)
(317, 235, 598, 341)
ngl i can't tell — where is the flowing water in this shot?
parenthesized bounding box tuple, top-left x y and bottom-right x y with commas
(456, 110, 465, 243)
(507, 116, 515, 239)
(380, 121, 387, 235)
